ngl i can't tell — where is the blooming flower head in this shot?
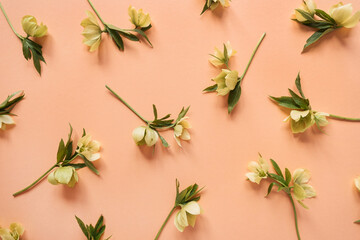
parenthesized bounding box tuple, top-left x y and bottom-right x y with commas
(213, 69, 239, 96)
(132, 126, 158, 146)
(48, 166, 79, 187)
(355, 176, 360, 192)
(81, 11, 102, 52)
(0, 115, 15, 130)
(174, 117, 191, 147)
(76, 134, 101, 161)
(0, 223, 24, 240)
(207, 0, 230, 10)
(128, 6, 151, 28)
(294, 0, 317, 22)
(209, 41, 236, 67)
(329, 2, 360, 28)
(21, 15, 48, 37)
(292, 168, 316, 201)
(246, 155, 269, 184)
(174, 201, 201, 232)
(284, 110, 315, 133)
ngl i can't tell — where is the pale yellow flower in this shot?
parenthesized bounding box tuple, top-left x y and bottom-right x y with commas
(76, 134, 101, 161)
(284, 110, 315, 133)
(354, 176, 360, 191)
(329, 2, 360, 28)
(294, 0, 317, 22)
(207, 0, 230, 10)
(174, 117, 191, 147)
(314, 112, 329, 127)
(0, 223, 24, 240)
(213, 69, 239, 96)
(0, 115, 15, 130)
(21, 15, 47, 37)
(293, 168, 316, 201)
(174, 201, 201, 232)
(132, 126, 158, 146)
(48, 166, 78, 187)
(246, 155, 269, 184)
(81, 11, 102, 52)
(128, 6, 151, 28)
(209, 41, 236, 67)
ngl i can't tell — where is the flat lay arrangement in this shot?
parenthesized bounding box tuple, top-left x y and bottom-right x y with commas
(1, 0, 360, 239)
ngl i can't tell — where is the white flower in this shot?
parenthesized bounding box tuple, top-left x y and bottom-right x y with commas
(293, 168, 316, 201)
(174, 201, 201, 232)
(209, 41, 236, 67)
(47, 166, 79, 187)
(132, 126, 158, 146)
(0, 223, 24, 240)
(174, 117, 191, 147)
(81, 11, 102, 52)
(329, 2, 360, 28)
(213, 69, 239, 96)
(76, 134, 101, 161)
(0, 115, 15, 130)
(245, 155, 269, 184)
(284, 110, 315, 133)
(294, 0, 317, 22)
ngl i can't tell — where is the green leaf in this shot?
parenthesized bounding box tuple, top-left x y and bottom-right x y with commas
(270, 159, 284, 178)
(266, 182, 275, 197)
(354, 219, 360, 224)
(288, 89, 309, 109)
(158, 133, 169, 147)
(175, 106, 190, 123)
(106, 27, 124, 51)
(297, 200, 309, 209)
(227, 82, 241, 114)
(269, 96, 301, 109)
(203, 84, 218, 92)
(295, 9, 316, 22)
(22, 40, 31, 60)
(200, 0, 209, 15)
(141, 24, 152, 32)
(285, 168, 292, 185)
(153, 104, 158, 120)
(65, 163, 86, 169)
(268, 173, 287, 187)
(80, 154, 100, 175)
(22, 38, 46, 75)
(117, 30, 140, 42)
(315, 9, 336, 24)
(95, 215, 104, 231)
(75, 216, 89, 238)
(295, 73, 305, 98)
(303, 28, 334, 51)
(130, 28, 153, 47)
(223, 43, 229, 64)
(57, 139, 66, 163)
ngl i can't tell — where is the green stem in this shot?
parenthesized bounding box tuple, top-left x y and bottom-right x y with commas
(106, 85, 149, 124)
(87, 0, 106, 25)
(0, 2, 22, 39)
(154, 206, 177, 240)
(288, 193, 301, 240)
(240, 32, 266, 80)
(13, 164, 58, 197)
(328, 113, 360, 122)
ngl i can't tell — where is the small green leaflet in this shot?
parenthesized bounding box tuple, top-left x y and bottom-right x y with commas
(227, 81, 241, 114)
(75, 215, 111, 240)
(105, 26, 124, 51)
(303, 28, 334, 51)
(21, 38, 46, 75)
(200, 0, 210, 15)
(203, 84, 218, 92)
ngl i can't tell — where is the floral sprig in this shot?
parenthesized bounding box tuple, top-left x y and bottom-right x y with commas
(0, 91, 24, 130)
(203, 33, 266, 114)
(13, 125, 101, 197)
(293, 0, 360, 51)
(200, 0, 230, 15)
(354, 177, 360, 224)
(270, 73, 360, 133)
(154, 179, 203, 239)
(0, 223, 24, 240)
(76, 215, 111, 240)
(81, 0, 152, 52)
(106, 85, 191, 148)
(0, 3, 47, 75)
(246, 154, 316, 240)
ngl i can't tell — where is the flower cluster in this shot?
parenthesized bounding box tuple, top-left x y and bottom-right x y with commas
(203, 33, 266, 114)
(107, 85, 191, 148)
(75, 215, 111, 240)
(81, 0, 152, 52)
(246, 154, 316, 240)
(293, 0, 360, 51)
(201, 0, 230, 15)
(13, 125, 101, 196)
(270, 73, 360, 133)
(0, 223, 24, 240)
(0, 91, 25, 130)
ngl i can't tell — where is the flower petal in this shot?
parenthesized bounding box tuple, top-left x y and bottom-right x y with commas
(183, 201, 201, 215)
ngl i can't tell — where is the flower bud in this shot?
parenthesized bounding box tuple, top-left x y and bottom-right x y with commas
(132, 126, 158, 146)
(21, 15, 48, 37)
(48, 166, 78, 187)
(213, 69, 239, 96)
(174, 117, 191, 147)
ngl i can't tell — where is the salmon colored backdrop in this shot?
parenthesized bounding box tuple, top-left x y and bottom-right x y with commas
(1, 0, 360, 239)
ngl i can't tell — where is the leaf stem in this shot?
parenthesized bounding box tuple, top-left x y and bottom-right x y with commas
(0, 2, 22, 39)
(87, 0, 106, 26)
(106, 85, 149, 124)
(13, 164, 58, 197)
(328, 113, 360, 122)
(288, 193, 301, 240)
(240, 32, 266, 80)
(154, 206, 177, 240)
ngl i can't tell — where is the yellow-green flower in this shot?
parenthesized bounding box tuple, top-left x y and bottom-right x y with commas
(76, 134, 101, 161)
(355, 176, 360, 191)
(0, 115, 15, 130)
(314, 112, 329, 126)
(293, 168, 316, 201)
(207, 0, 230, 10)
(209, 41, 236, 67)
(213, 69, 239, 96)
(329, 2, 360, 28)
(284, 110, 315, 133)
(132, 126, 158, 146)
(174, 201, 201, 232)
(294, 0, 317, 22)
(246, 155, 269, 184)
(81, 11, 102, 52)
(21, 15, 47, 37)
(174, 117, 191, 147)
(128, 6, 151, 28)
(48, 166, 78, 187)
(0, 223, 24, 240)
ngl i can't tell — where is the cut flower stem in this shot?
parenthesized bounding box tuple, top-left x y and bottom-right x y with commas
(154, 206, 177, 240)
(0, 2, 22, 39)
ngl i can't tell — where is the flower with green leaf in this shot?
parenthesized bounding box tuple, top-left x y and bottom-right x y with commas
(203, 33, 266, 114)
(106, 85, 191, 148)
(154, 179, 203, 239)
(76, 215, 111, 240)
(270, 73, 360, 133)
(246, 155, 316, 240)
(81, 0, 152, 52)
(0, 223, 24, 240)
(293, 1, 360, 51)
(0, 91, 24, 130)
(0, 3, 47, 75)
(13, 125, 101, 197)
(245, 154, 269, 184)
(200, 0, 230, 15)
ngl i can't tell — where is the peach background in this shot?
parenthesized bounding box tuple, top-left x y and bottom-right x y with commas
(1, 0, 360, 239)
